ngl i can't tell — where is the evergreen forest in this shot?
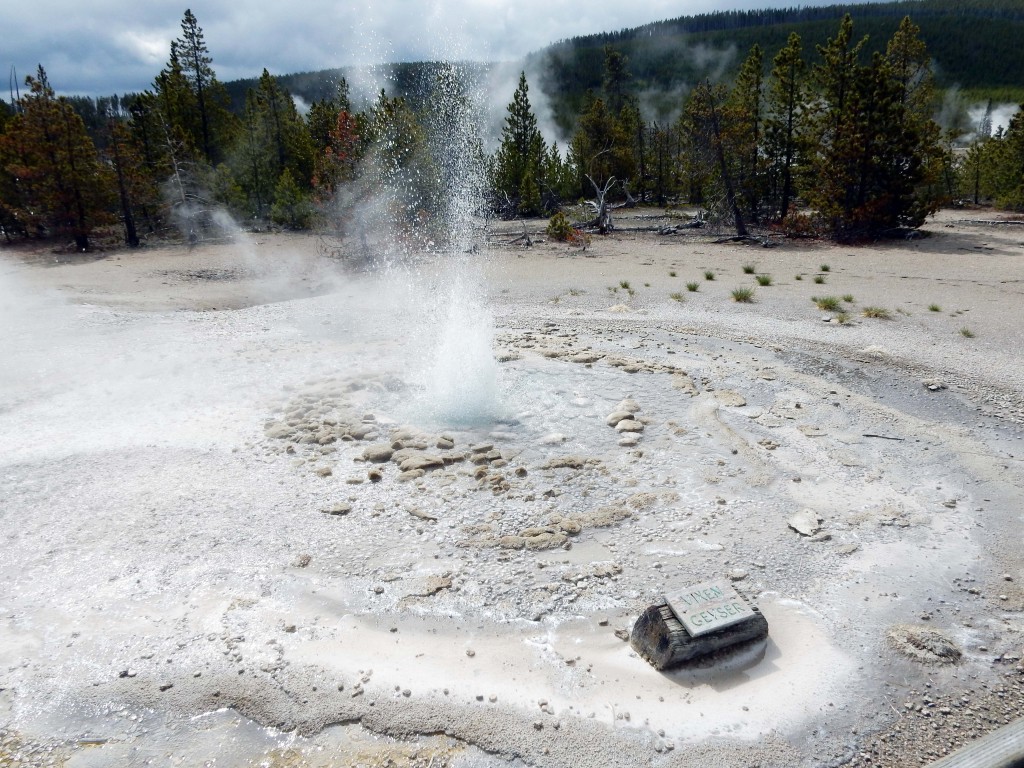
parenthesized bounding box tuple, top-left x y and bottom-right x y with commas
(1, 4, 1023, 252)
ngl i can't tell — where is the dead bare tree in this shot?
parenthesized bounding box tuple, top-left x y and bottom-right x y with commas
(585, 175, 616, 233)
(581, 175, 638, 234)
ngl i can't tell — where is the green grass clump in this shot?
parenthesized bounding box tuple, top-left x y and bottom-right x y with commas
(814, 296, 842, 311)
(960, 327, 975, 338)
(731, 287, 755, 303)
(794, 274, 803, 281)
(742, 264, 756, 274)
(862, 306, 892, 319)
(842, 294, 855, 303)
(669, 270, 677, 277)
(813, 275, 826, 284)
(619, 280, 631, 290)
(928, 303, 941, 312)
(820, 264, 831, 272)
(756, 274, 773, 286)
(670, 292, 684, 302)
(835, 311, 852, 324)
(686, 281, 700, 292)
(704, 270, 716, 281)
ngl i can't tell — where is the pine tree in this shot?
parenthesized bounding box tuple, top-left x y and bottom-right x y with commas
(313, 108, 362, 199)
(307, 78, 351, 155)
(726, 44, 765, 222)
(254, 70, 314, 186)
(687, 80, 747, 236)
(170, 10, 236, 164)
(236, 88, 275, 218)
(806, 16, 943, 238)
(176, 9, 215, 161)
(103, 119, 160, 246)
(0, 67, 114, 249)
(602, 46, 631, 116)
(989, 108, 1024, 209)
(270, 168, 313, 228)
(765, 33, 807, 221)
(492, 72, 547, 216)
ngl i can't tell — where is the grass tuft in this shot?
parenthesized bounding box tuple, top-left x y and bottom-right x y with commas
(842, 294, 855, 303)
(928, 303, 941, 312)
(619, 280, 631, 290)
(814, 296, 842, 311)
(794, 274, 803, 281)
(731, 287, 755, 303)
(960, 327, 975, 338)
(862, 306, 892, 319)
(686, 281, 700, 292)
(835, 311, 852, 324)
(820, 264, 831, 272)
(813, 275, 826, 284)
(742, 264, 756, 274)
(669, 270, 677, 277)
(670, 292, 684, 302)
(756, 274, 773, 286)
(704, 270, 716, 281)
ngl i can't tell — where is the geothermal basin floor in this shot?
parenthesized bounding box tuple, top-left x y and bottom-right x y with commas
(1, 212, 1023, 767)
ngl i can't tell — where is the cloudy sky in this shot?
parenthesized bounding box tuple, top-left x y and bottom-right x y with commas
(6, 0, 862, 97)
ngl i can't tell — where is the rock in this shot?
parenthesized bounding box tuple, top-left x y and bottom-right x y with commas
(540, 432, 568, 445)
(407, 507, 437, 521)
(416, 575, 452, 596)
(399, 454, 445, 472)
(556, 519, 582, 534)
(397, 469, 425, 482)
(436, 437, 455, 450)
(347, 424, 374, 440)
(264, 423, 294, 439)
(715, 390, 747, 407)
(361, 444, 394, 463)
(519, 527, 568, 550)
(469, 443, 494, 454)
(616, 398, 642, 413)
(321, 503, 352, 516)
(581, 504, 632, 527)
(887, 625, 962, 664)
(788, 510, 823, 536)
(314, 466, 333, 477)
(618, 435, 640, 447)
(728, 569, 748, 582)
(671, 373, 699, 396)
(615, 419, 644, 433)
(368, 469, 383, 483)
(570, 352, 605, 364)
(605, 410, 632, 427)
(540, 456, 594, 470)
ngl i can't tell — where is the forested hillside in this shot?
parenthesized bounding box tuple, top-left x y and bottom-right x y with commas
(530, 0, 1024, 130)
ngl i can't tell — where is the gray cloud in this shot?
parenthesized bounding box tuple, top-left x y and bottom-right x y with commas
(4, 0, 868, 97)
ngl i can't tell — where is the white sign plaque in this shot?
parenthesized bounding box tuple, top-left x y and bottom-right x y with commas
(665, 580, 756, 637)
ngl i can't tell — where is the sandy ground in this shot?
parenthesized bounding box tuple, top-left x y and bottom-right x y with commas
(1, 209, 1022, 767)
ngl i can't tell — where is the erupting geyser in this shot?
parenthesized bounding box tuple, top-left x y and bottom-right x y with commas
(419, 266, 501, 426)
